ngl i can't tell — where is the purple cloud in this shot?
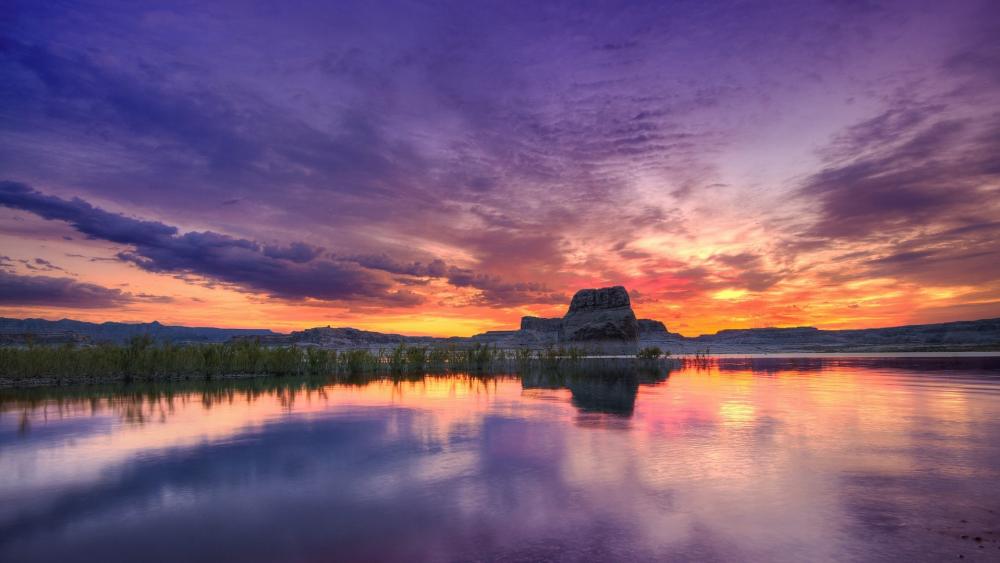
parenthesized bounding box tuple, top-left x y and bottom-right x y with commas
(0, 270, 169, 308)
(791, 101, 1000, 288)
(0, 181, 417, 305)
(1, 0, 999, 326)
(0, 181, 564, 307)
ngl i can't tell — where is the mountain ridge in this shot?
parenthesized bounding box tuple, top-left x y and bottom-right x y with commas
(2, 315, 999, 352)
(0, 317, 276, 345)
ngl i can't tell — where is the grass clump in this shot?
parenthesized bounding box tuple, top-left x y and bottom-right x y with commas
(637, 346, 667, 360)
(0, 338, 681, 386)
(0, 337, 317, 381)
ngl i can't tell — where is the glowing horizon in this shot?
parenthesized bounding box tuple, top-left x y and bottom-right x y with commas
(2, 1, 999, 337)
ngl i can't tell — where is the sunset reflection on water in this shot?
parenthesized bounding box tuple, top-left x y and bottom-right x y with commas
(2, 358, 1000, 562)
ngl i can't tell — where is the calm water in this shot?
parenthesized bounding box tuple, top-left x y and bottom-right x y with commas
(2, 358, 1000, 562)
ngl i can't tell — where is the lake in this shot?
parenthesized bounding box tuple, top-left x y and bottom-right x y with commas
(2, 357, 1000, 562)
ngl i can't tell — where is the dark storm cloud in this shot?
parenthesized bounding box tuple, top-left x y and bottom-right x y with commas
(262, 243, 324, 264)
(0, 181, 178, 244)
(0, 270, 166, 308)
(793, 97, 1000, 289)
(0, 182, 417, 305)
(0, 181, 559, 307)
(348, 254, 449, 278)
(800, 115, 1000, 240)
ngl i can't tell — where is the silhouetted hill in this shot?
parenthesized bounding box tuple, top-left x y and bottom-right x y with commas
(639, 317, 1000, 353)
(2, 314, 999, 352)
(0, 317, 276, 345)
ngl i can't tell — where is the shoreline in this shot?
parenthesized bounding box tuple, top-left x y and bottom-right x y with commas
(4, 352, 999, 389)
(674, 351, 1000, 358)
(0, 371, 287, 389)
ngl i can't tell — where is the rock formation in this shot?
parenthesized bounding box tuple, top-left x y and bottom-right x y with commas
(560, 286, 639, 354)
(520, 316, 563, 333)
(506, 286, 640, 354)
(636, 318, 687, 347)
(636, 319, 668, 335)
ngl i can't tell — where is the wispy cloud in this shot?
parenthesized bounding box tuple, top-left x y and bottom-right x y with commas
(1, 0, 999, 333)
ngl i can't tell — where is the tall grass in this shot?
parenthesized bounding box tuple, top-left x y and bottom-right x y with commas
(0, 338, 678, 383)
(0, 337, 321, 380)
(637, 346, 669, 359)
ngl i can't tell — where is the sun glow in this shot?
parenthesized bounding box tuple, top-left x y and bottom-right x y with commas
(712, 288, 749, 301)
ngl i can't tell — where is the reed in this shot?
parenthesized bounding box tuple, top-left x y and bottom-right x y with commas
(637, 346, 667, 359)
(0, 339, 680, 384)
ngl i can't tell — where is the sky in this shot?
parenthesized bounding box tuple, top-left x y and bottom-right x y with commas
(1, 0, 999, 337)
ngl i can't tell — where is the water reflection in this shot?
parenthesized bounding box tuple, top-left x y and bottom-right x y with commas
(522, 365, 670, 417)
(2, 358, 1000, 562)
(707, 355, 1000, 374)
(1, 361, 677, 426)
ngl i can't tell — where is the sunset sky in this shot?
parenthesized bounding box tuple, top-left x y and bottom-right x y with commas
(2, 0, 999, 336)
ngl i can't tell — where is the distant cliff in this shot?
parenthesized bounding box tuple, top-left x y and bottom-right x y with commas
(638, 318, 1000, 353)
(3, 301, 1000, 353)
(0, 317, 276, 345)
(246, 326, 458, 348)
